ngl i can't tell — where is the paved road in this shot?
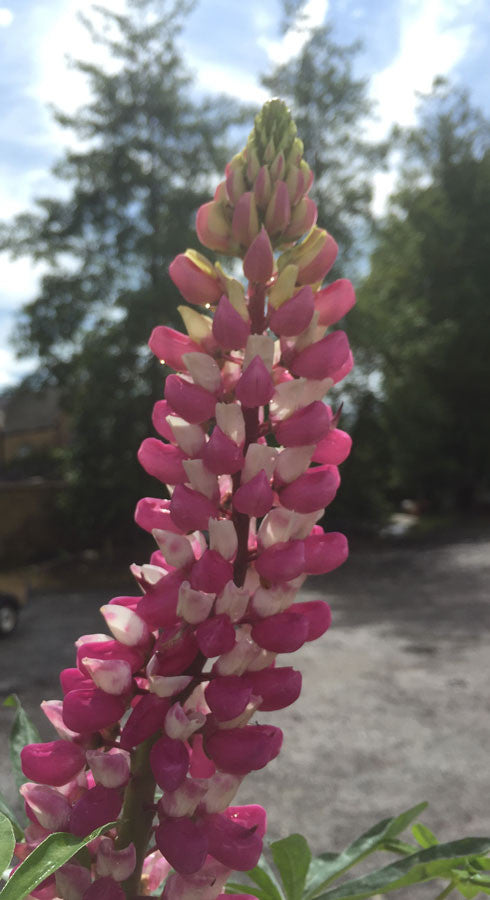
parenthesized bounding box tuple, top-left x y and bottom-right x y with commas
(1, 535, 489, 895)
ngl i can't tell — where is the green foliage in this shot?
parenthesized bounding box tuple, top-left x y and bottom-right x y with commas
(0, 822, 117, 900)
(227, 804, 490, 900)
(0, 794, 23, 843)
(271, 835, 312, 900)
(3, 696, 41, 792)
(0, 814, 15, 878)
(1, 0, 245, 548)
(354, 81, 490, 513)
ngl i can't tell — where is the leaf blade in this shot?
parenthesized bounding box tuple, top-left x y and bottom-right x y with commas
(3, 696, 41, 792)
(315, 837, 490, 900)
(0, 793, 23, 842)
(0, 822, 117, 900)
(270, 834, 311, 900)
(0, 813, 16, 877)
(305, 803, 428, 898)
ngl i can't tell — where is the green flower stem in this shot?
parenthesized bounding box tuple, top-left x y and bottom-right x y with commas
(117, 736, 158, 899)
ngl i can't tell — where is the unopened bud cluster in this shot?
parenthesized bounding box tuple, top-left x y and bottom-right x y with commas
(14, 101, 355, 900)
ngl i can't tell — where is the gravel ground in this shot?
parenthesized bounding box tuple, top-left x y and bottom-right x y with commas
(1, 533, 489, 896)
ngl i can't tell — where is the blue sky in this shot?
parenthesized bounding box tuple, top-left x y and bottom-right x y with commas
(0, 0, 489, 387)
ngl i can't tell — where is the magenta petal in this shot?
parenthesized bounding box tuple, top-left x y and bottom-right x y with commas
(151, 400, 175, 441)
(212, 295, 250, 350)
(154, 625, 199, 675)
(235, 356, 274, 408)
(169, 254, 222, 307)
(156, 817, 208, 876)
(170, 485, 220, 533)
(134, 497, 183, 535)
(269, 286, 314, 337)
(120, 695, 170, 750)
(274, 401, 332, 447)
(288, 600, 332, 641)
(314, 278, 356, 327)
(164, 375, 216, 425)
(195, 615, 236, 658)
(136, 571, 184, 629)
(205, 812, 263, 870)
(21, 741, 86, 787)
(205, 724, 282, 775)
(255, 540, 305, 583)
(303, 532, 348, 574)
(149, 326, 201, 370)
(279, 465, 340, 513)
(244, 667, 302, 711)
(190, 550, 233, 594)
(69, 785, 122, 837)
(291, 331, 350, 380)
(189, 734, 216, 778)
(60, 668, 92, 694)
(202, 427, 244, 475)
(150, 736, 189, 791)
(312, 428, 352, 465)
(137, 438, 187, 484)
(225, 804, 267, 838)
(205, 676, 253, 721)
(233, 470, 273, 518)
(251, 611, 309, 653)
(84, 878, 125, 900)
(243, 228, 274, 284)
(62, 689, 126, 734)
(77, 641, 145, 676)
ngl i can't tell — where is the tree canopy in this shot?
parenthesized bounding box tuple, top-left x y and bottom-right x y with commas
(1, 0, 245, 547)
(354, 82, 490, 512)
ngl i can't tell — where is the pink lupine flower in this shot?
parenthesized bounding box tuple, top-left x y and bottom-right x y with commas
(16, 101, 355, 899)
(169, 251, 222, 307)
(243, 227, 274, 283)
(21, 741, 86, 787)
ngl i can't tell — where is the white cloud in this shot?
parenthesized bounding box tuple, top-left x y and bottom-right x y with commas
(28, 0, 127, 147)
(0, 347, 36, 389)
(0, 255, 47, 308)
(0, 7, 13, 27)
(194, 61, 269, 104)
(367, 0, 473, 141)
(259, 0, 328, 65)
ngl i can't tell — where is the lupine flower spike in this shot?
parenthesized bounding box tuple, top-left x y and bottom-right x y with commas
(15, 100, 355, 900)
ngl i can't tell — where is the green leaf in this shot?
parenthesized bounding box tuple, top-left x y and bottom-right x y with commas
(304, 803, 428, 898)
(3, 696, 41, 791)
(381, 839, 416, 857)
(314, 837, 490, 900)
(247, 858, 284, 900)
(0, 813, 16, 876)
(0, 822, 117, 900)
(270, 834, 311, 900)
(226, 882, 272, 900)
(411, 824, 438, 849)
(0, 793, 23, 842)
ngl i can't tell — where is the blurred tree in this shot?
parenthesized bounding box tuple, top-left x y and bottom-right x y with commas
(354, 81, 490, 512)
(1, 0, 244, 549)
(263, 11, 386, 267)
